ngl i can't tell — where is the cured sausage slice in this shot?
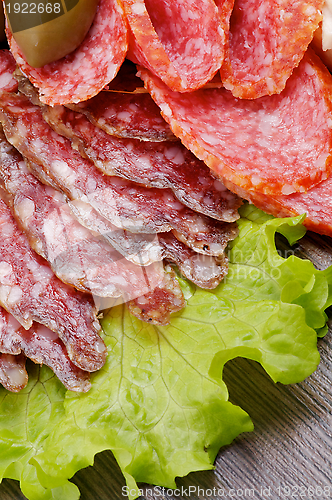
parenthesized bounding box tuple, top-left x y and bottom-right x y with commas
(226, 175, 332, 238)
(0, 50, 18, 93)
(61, 60, 173, 142)
(127, 266, 185, 325)
(42, 104, 241, 222)
(7, 0, 128, 105)
(221, 0, 323, 98)
(139, 49, 332, 197)
(0, 354, 28, 392)
(0, 129, 162, 298)
(0, 92, 238, 256)
(67, 89, 176, 142)
(158, 233, 228, 289)
(0, 196, 106, 372)
(123, 0, 225, 92)
(0, 308, 91, 392)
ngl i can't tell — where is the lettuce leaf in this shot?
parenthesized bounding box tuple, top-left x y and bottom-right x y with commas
(0, 206, 330, 500)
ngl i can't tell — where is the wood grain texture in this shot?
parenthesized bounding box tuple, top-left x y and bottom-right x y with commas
(1, 231, 332, 500)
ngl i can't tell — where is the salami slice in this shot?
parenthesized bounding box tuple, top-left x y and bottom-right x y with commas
(127, 266, 185, 325)
(0, 50, 18, 93)
(221, 0, 323, 98)
(0, 308, 91, 392)
(0, 354, 28, 392)
(225, 175, 332, 238)
(42, 104, 241, 222)
(62, 60, 175, 142)
(0, 129, 162, 298)
(67, 90, 176, 142)
(0, 196, 106, 372)
(158, 233, 228, 289)
(0, 92, 238, 256)
(123, 0, 225, 92)
(6, 0, 128, 105)
(139, 49, 332, 197)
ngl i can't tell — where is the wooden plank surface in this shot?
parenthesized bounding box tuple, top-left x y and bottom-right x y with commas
(1, 231, 332, 500)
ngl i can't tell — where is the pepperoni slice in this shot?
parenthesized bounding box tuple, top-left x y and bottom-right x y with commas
(158, 232, 228, 289)
(123, 0, 225, 92)
(6, 0, 128, 105)
(221, 0, 323, 98)
(225, 175, 332, 238)
(0, 128, 163, 298)
(139, 49, 332, 197)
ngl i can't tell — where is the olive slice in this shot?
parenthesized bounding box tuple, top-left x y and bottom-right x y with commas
(5, 0, 99, 67)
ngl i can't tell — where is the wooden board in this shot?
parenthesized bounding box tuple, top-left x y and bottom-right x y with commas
(1, 232, 332, 499)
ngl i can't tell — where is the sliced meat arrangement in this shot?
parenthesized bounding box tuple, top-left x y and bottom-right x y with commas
(0, 91, 238, 256)
(0, 196, 106, 372)
(221, 0, 323, 98)
(41, 104, 241, 222)
(123, 0, 225, 92)
(6, 0, 128, 105)
(0, 127, 162, 298)
(0, 354, 28, 392)
(0, 308, 91, 392)
(140, 49, 332, 197)
(67, 89, 176, 142)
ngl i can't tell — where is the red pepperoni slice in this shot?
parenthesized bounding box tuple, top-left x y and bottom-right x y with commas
(127, 266, 185, 325)
(7, 0, 128, 105)
(226, 175, 332, 238)
(221, 0, 323, 98)
(139, 49, 332, 197)
(123, 0, 225, 92)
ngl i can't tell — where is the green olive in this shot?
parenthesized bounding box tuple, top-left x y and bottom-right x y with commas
(5, 0, 99, 67)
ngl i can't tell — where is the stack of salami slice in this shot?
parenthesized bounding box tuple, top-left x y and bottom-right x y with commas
(1, 0, 332, 391)
(0, 50, 241, 392)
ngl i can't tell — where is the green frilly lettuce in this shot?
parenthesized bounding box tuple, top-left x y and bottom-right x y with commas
(0, 205, 330, 500)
